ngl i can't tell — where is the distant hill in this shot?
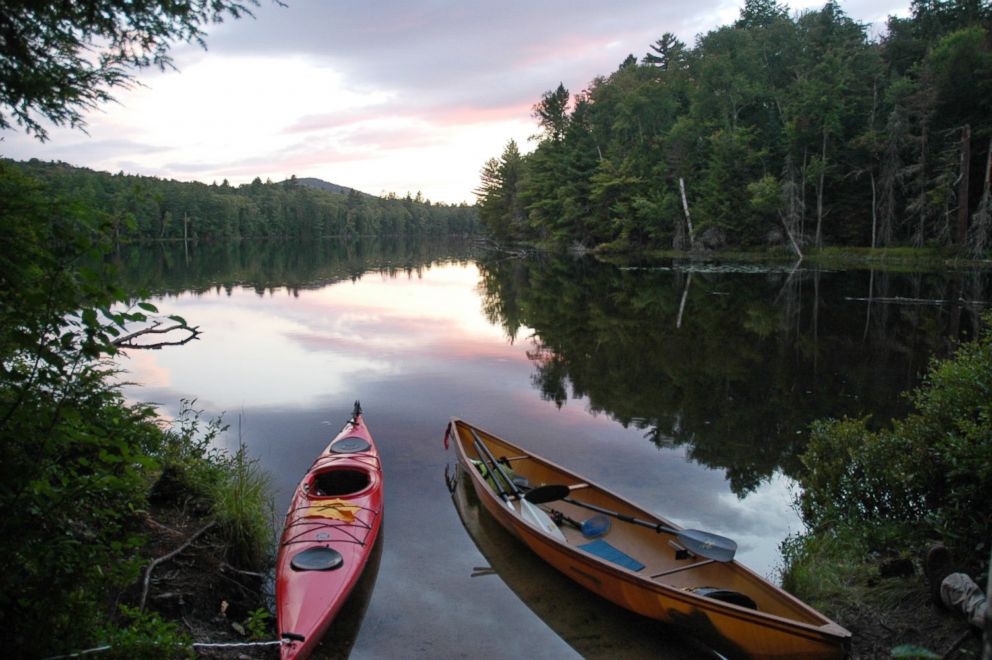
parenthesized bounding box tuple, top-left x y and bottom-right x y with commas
(7, 159, 478, 240)
(290, 177, 368, 196)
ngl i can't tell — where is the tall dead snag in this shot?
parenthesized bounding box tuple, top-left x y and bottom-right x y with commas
(967, 137, 992, 257)
(781, 155, 804, 259)
(957, 124, 971, 245)
(679, 177, 694, 249)
(815, 130, 827, 249)
(877, 104, 906, 249)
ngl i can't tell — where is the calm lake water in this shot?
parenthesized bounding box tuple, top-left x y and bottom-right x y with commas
(115, 239, 989, 658)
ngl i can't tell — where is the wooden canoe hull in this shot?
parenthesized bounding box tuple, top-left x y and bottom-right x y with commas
(447, 418, 849, 659)
(276, 406, 383, 660)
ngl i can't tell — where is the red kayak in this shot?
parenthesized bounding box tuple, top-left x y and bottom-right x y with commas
(276, 401, 384, 660)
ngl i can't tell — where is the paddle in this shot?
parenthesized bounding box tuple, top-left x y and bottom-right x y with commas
(471, 446, 514, 511)
(551, 510, 611, 539)
(468, 427, 566, 542)
(525, 484, 737, 562)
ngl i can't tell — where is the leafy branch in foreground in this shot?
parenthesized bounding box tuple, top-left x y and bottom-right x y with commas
(0, 162, 273, 657)
(0, 0, 262, 140)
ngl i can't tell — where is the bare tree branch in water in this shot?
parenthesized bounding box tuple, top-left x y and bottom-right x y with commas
(113, 321, 202, 351)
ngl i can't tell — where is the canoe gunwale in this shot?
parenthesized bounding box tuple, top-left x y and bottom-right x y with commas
(448, 417, 851, 656)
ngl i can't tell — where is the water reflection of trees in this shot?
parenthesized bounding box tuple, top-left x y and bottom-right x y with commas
(478, 255, 988, 496)
(112, 237, 477, 296)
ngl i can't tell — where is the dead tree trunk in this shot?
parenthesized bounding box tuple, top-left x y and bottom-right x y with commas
(870, 170, 877, 249)
(957, 124, 971, 245)
(815, 130, 827, 249)
(967, 137, 992, 256)
(914, 125, 929, 247)
(801, 148, 808, 241)
(781, 215, 803, 259)
(679, 177, 694, 249)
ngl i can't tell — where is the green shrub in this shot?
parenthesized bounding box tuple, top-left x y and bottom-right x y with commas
(794, 313, 992, 567)
(100, 605, 193, 660)
(243, 606, 273, 640)
(149, 400, 227, 512)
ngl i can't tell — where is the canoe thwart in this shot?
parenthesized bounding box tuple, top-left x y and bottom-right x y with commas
(650, 559, 715, 579)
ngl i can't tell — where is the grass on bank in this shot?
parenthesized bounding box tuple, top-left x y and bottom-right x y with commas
(211, 437, 274, 568)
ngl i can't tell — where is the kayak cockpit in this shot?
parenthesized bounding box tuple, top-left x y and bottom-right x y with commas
(310, 467, 371, 497)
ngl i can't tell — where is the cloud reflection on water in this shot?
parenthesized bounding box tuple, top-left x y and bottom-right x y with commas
(118, 259, 803, 657)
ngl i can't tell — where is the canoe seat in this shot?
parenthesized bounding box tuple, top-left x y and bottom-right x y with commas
(578, 539, 645, 572)
(291, 547, 343, 571)
(690, 587, 758, 610)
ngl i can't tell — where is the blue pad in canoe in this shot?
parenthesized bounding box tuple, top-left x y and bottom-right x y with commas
(578, 539, 645, 572)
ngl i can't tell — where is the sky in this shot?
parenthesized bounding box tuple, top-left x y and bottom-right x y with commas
(0, 0, 910, 204)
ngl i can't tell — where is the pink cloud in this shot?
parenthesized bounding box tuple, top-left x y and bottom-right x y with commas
(285, 100, 533, 138)
(514, 34, 623, 69)
(425, 102, 533, 126)
(283, 110, 374, 135)
(337, 125, 439, 151)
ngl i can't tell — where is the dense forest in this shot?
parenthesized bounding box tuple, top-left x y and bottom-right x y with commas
(6, 159, 479, 241)
(476, 0, 992, 255)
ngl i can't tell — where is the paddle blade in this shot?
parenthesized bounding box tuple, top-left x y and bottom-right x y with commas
(524, 484, 571, 504)
(520, 499, 566, 541)
(676, 529, 737, 563)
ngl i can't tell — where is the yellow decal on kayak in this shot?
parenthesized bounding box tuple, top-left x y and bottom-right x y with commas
(302, 499, 360, 521)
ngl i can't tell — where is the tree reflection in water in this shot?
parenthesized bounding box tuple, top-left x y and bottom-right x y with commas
(477, 254, 989, 496)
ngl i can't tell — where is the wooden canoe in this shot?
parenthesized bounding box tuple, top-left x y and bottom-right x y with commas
(446, 462, 716, 659)
(446, 418, 850, 659)
(276, 402, 383, 660)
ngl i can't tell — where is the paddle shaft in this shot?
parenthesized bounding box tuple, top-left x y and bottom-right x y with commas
(470, 428, 522, 502)
(555, 495, 736, 562)
(468, 428, 566, 541)
(470, 434, 513, 506)
(560, 497, 671, 533)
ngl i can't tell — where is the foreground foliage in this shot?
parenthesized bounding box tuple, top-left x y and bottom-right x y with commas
(782, 313, 991, 652)
(0, 0, 259, 140)
(0, 162, 274, 656)
(2, 4, 280, 650)
(794, 312, 991, 567)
